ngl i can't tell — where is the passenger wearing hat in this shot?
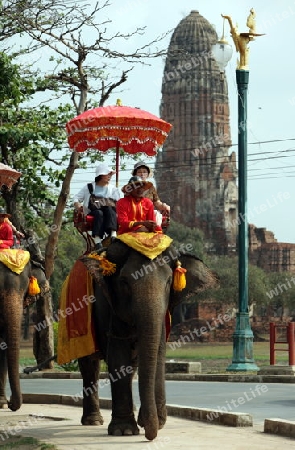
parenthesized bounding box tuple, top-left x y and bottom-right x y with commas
(0, 209, 14, 249)
(132, 162, 170, 226)
(116, 176, 162, 235)
(74, 163, 121, 250)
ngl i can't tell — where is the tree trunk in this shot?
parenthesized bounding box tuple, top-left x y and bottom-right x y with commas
(45, 152, 79, 279)
(33, 281, 54, 368)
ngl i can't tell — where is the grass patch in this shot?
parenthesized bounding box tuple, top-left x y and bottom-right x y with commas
(19, 358, 36, 367)
(20, 339, 289, 375)
(19, 345, 36, 372)
(19, 344, 34, 359)
(166, 341, 289, 373)
(19, 343, 108, 373)
(0, 436, 57, 449)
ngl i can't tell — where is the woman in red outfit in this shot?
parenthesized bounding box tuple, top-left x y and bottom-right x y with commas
(0, 209, 14, 249)
(117, 176, 162, 235)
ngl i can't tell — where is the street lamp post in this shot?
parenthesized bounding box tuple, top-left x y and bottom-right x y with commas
(228, 66, 259, 371)
(213, 9, 264, 371)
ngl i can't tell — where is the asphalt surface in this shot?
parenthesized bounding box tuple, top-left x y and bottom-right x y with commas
(2, 373, 295, 448)
(1, 402, 295, 449)
(18, 378, 295, 425)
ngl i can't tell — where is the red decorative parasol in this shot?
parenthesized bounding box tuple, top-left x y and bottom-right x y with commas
(0, 163, 21, 189)
(65, 102, 172, 185)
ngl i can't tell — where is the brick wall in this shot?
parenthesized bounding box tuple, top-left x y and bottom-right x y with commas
(169, 299, 293, 343)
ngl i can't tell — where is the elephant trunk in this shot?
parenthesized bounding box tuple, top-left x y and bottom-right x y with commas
(135, 296, 167, 441)
(3, 293, 23, 411)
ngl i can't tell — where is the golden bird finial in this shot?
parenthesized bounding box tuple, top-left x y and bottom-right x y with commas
(246, 8, 256, 34)
(116, 99, 123, 106)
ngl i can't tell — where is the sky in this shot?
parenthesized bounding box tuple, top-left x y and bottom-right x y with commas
(68, 0, 295, 244)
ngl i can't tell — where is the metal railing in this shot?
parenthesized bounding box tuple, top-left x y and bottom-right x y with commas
(269, 322, 295, 365)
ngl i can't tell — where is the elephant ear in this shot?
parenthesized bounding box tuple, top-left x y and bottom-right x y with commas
(79, 254, 104, 283)
(169, 253, 219, 311)
(79, 241, 130, 282)
(105, 239, 131, 268)
(179, 254, 219, 293)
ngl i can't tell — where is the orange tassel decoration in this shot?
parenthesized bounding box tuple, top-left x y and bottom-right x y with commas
(173, 260, 187, 291)
(88, 252, 116, 276)
(28, 276, 41, 295)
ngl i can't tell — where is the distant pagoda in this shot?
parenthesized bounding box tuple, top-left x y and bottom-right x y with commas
(155, 10, 238, 253)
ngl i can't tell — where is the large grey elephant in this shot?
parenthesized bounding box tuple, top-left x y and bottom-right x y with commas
(0, 234, 49, 412)
(79, 240, 218, 441)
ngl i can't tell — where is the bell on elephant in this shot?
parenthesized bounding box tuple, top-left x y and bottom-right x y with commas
(28, 276, 41, 295)
(173, 260, 187, 291)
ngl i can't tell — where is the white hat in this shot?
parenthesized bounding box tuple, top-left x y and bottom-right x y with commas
(95, 164, 115, 178)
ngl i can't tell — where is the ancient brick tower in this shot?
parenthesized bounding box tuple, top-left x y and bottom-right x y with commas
(155, 10, 238, 253)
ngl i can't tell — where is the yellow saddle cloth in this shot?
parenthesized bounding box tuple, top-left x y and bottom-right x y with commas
(116, 232, 173, 260)
(0, 249, 30, 274)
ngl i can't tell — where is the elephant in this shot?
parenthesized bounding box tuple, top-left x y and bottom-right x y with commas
(78, 240, 218, 441)
(0, 232, 50, 412)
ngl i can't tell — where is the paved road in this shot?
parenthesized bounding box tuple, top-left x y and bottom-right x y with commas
(17, 379, 295, 424)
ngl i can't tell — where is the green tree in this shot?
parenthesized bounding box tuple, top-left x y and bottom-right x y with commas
(0, 52, 74, 230)
(197, 255, 269, 308)
(0, 52, 21, 104)
(264, 272, 295, 317)
(0, 0, 169, 364)
(1, 0, 169, 280)
(50, 226, 84, 310)
(168, 220, 205, 260)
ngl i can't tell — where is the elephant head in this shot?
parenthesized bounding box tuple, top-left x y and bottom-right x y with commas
(80, 240, 218, 440)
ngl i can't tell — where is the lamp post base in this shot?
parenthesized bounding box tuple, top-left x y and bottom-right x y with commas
(227, 312, 260, 372)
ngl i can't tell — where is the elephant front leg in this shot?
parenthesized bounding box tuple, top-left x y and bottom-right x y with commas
(78, 353, 104, 426)
(107, 338, 139, 436)
(155, 330, 167, 429)
(0, 341, 8, 408)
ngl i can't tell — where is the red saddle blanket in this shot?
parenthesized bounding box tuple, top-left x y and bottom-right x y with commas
(57, 259, 97, 365)
(57, 259, 171, 365)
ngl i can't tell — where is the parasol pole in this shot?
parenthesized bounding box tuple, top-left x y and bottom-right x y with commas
(115, 139, 120, 187)
(115, 99, 123, 187)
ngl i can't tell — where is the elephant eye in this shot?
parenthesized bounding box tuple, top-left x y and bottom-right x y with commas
(119, 278, 129, 291)
(166, 277, 172, 290)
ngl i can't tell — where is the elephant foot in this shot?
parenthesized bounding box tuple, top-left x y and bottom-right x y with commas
(108, 416, 139, 436)
(8, 396, 22, 412)
(158, 406, 167, 429)
(0, 397, 8, 409)
(81, 412, 104, 426)
(143, 424, 158, 441)
(138, 415, 158, 441)
(138, 407, 164, 441)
